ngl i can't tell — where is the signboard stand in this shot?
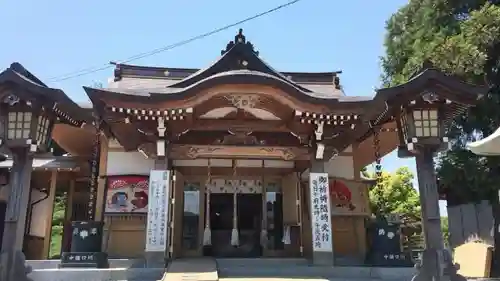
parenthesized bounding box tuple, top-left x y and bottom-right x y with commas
(144, 170, 171, 268)
(309, 171, 334, 266)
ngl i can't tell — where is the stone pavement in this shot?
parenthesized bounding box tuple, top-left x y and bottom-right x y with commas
(219, 278, 380, 281)
(162, 258, 218, 281)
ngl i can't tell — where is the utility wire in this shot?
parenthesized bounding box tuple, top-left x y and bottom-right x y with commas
(48, 0, 303, 83)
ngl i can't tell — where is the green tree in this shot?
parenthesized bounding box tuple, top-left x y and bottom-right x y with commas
(50, 195, 66, 258)
(368, 167, 423, 249)
(369, 167, 421, 220)
(381, 0, 500, 274)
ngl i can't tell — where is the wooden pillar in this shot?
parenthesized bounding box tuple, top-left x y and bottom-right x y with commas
(95, 134, 109, 222)
(65, 180, 75, 222)
(61, 179, 75, 253)
(351, 143, 368, 258)
(42, 171, 58, 259)
(171, 170, 184, 258)
(0, 148, 34, 281)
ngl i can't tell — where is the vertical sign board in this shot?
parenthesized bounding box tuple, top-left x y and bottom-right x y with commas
(309, 172, 333, 252)
(145, 170, 171, 252)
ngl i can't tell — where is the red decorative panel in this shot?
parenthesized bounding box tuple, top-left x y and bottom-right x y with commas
(105, 176, 149, 214)
(329, 180, 356, 211)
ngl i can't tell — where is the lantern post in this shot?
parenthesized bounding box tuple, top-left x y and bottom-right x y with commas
(0, 93, 56, 281)
(396, 91, 458, 281)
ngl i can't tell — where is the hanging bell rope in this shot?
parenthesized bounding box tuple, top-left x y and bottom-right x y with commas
(230, 163, 239, 247)
(203, 159, 212, 246)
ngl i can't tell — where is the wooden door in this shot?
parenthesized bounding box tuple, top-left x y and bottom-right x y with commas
(331, 216, 358, 256)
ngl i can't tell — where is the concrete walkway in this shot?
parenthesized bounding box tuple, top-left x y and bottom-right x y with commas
(162, 258, 218, 281)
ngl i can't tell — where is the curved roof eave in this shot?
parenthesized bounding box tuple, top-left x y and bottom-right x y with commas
(0, 68, 91, 124)
(374, 68, 488, 105)
(85, 70, 371, 110)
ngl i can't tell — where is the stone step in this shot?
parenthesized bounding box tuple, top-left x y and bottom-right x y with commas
(215, 258, 415, 280)
(162, 258, 218, 281)
(28, 259, 148, 270)
(28, 267, 165, 281)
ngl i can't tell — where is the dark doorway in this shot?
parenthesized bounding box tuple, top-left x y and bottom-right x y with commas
(210, 193, 234, 257)
(237, 194, 262, 257)
(207, 193, 262, 257)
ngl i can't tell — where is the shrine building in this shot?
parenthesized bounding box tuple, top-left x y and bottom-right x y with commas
(1, 29, 486, 266)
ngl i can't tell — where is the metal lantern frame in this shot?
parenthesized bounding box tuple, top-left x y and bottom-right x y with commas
(0, 93, 55, 153)
(396, 92, 449, 153)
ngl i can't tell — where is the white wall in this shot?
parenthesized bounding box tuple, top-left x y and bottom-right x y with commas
(29, 189, 51, 237)
(106, 151, 155, 176)
(301, 155, 355, 180)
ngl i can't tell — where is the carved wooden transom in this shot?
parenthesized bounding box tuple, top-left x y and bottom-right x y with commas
(206, 179, 263, 194)
(225, 94, 260, 109)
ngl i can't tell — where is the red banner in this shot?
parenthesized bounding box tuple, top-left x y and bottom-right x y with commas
(105, 176, 149, 214)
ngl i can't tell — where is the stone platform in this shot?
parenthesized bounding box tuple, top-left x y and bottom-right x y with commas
(27, 258, 418, 281)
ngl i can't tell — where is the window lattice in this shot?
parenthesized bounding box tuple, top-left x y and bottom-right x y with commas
(400, 110, 408, 142)
(36, 115, 50, 145)
(413, 109, 439, 137)
(7, 112, 32, 139)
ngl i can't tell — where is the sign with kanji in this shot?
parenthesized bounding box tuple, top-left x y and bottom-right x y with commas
(145, 170, 171, 252)
(309, 172, 333, 252)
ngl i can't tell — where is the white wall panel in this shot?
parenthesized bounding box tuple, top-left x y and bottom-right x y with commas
(29, 189, 50, 237)
(301, 156, 354, 180)
(106, 151, 155, 176)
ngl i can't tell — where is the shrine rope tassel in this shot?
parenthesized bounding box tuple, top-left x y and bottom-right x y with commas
(372, 127, 383, 182)
(203, 160, 212, 246)
(231, 164, 239, 247)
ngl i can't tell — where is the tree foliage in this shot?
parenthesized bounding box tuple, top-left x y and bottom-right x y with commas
(367, 167, 426, 248)
(369, 167, 421, 220)
(382, 0, 500, 211)
(381, 0, 500, 273)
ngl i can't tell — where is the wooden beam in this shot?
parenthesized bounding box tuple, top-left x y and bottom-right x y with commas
(168, 118, 312, 135)
(65, 179, 75, 221)
(175, 166, 296, 176)
(42, 170, 57, 259)
(168, 144, 310, 161)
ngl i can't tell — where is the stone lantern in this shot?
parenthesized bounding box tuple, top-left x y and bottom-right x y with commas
(0, 93, 58, 281)
(396, 91, 452, 154)
(394, 89, 479, 280)
(0, 93, 55, 153)
(0, 63, 89, 281)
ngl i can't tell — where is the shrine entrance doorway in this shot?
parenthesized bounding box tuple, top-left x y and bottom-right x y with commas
(209, 193, 262, 258)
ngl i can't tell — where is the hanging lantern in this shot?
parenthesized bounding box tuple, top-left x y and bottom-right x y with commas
(396, 91, 449, 153)
(0, 92, 55, 153)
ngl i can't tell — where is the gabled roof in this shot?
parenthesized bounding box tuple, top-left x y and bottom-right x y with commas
(0, 63, 90, 126)
(111, 29, 346, 99)
(166, 29, 320, 92)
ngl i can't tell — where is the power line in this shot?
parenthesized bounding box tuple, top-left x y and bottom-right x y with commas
(48, 0, 303, 83)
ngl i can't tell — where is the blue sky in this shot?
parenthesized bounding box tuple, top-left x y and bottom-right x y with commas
(0, 0, 447, 215)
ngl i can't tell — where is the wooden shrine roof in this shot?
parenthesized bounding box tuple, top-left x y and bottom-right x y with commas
(82, 30, 488, 159)
(0, 63, 91, 127)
